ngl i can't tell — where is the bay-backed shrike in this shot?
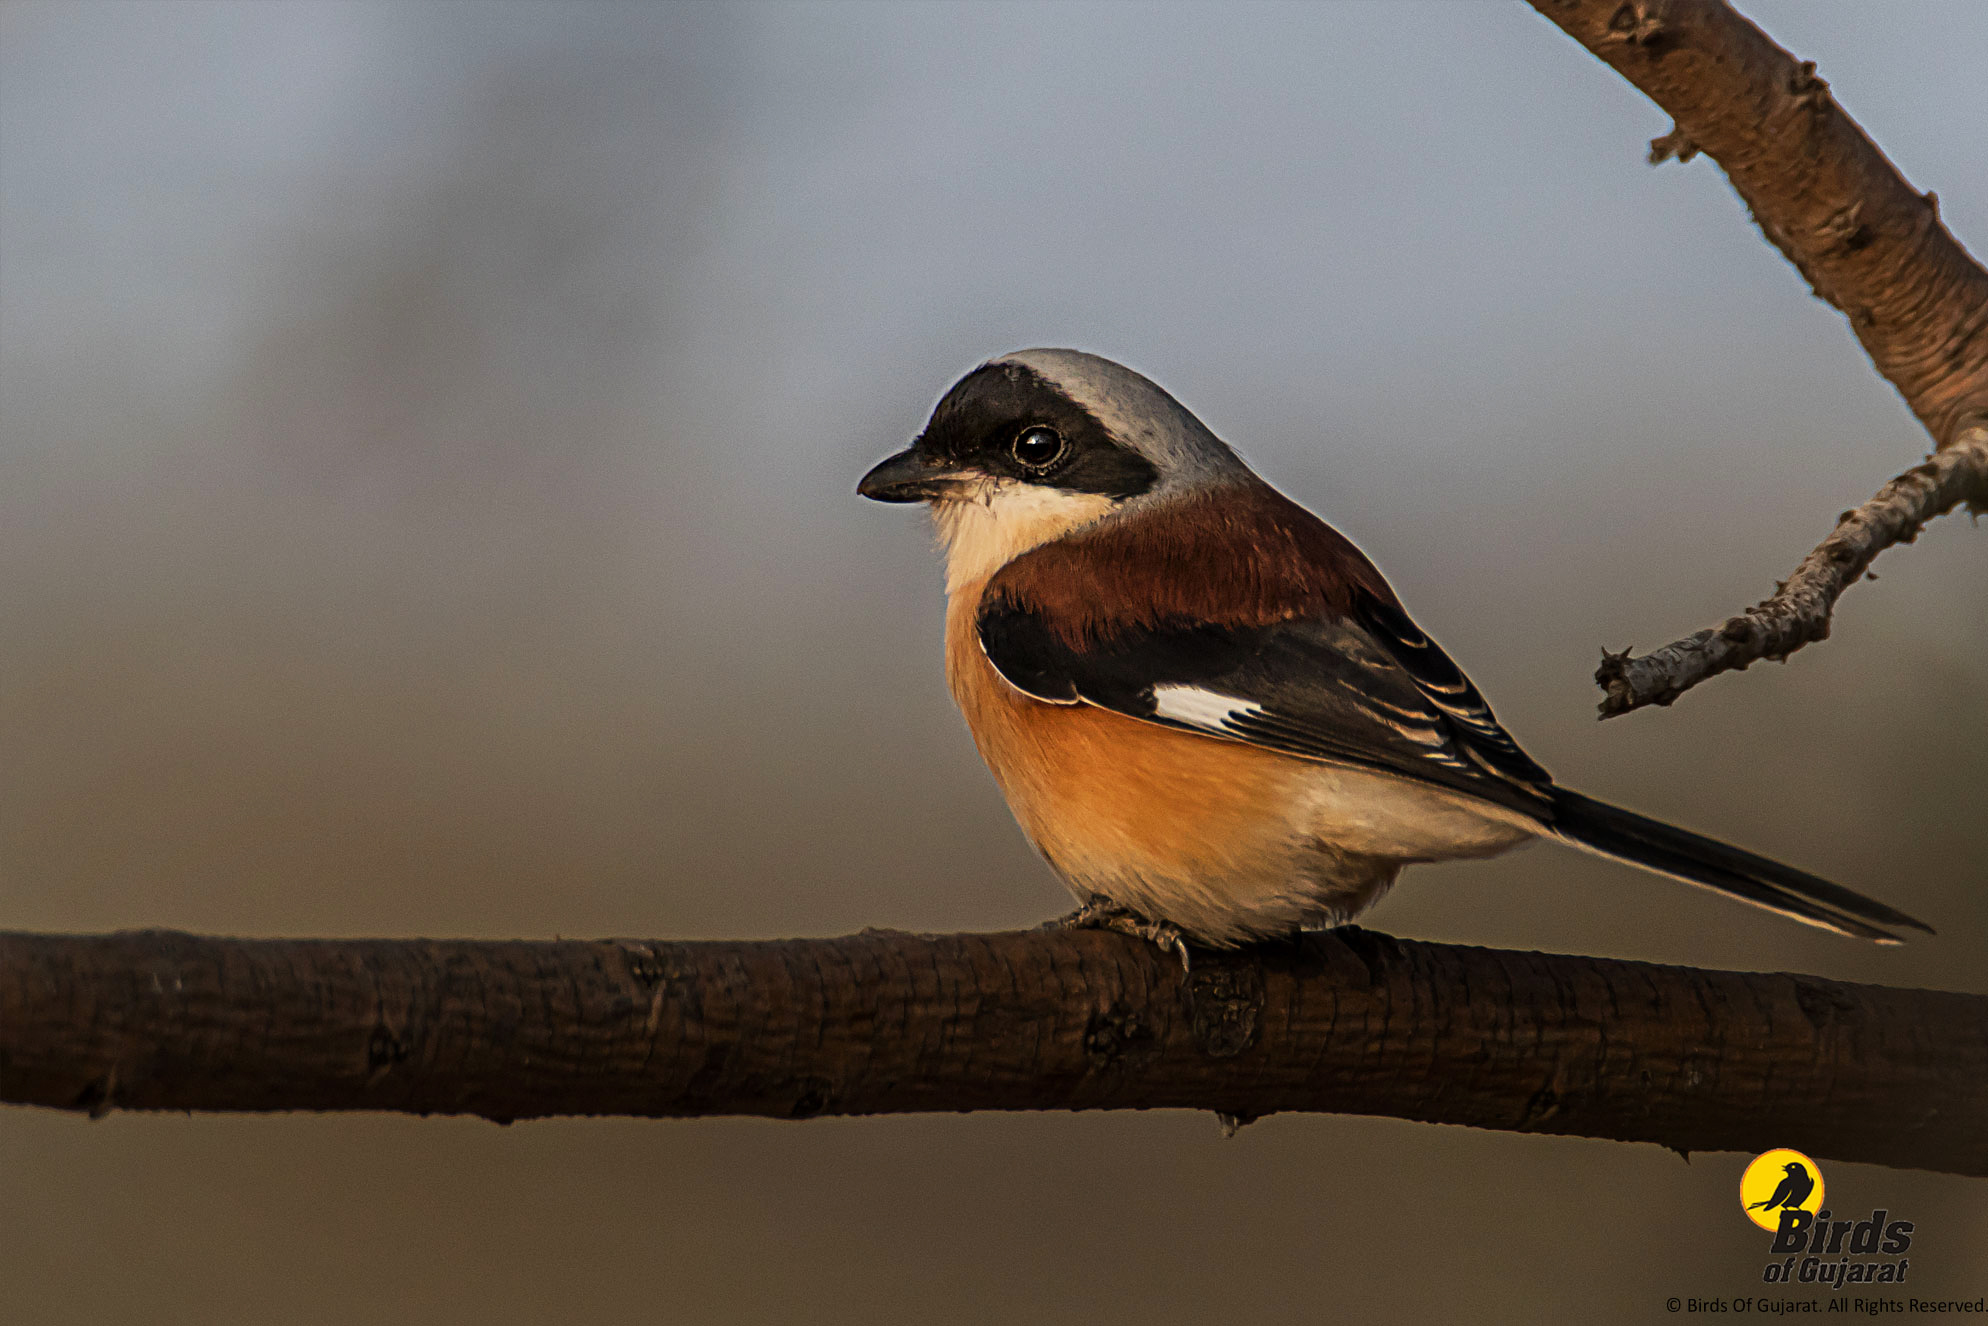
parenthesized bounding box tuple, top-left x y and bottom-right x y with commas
(859, 349, 1929, 956)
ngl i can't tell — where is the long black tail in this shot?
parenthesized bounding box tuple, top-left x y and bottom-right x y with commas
(1548, 788, 1933, 943)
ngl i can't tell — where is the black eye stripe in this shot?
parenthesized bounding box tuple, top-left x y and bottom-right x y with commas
(915, 362, 1157, 500)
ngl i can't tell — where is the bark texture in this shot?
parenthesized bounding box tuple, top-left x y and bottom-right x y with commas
(1528, 0, 1988, 714)
(3, 928, 1983, 1176)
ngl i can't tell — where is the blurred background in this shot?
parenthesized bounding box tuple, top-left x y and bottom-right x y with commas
(2, 1, 1983, 1321)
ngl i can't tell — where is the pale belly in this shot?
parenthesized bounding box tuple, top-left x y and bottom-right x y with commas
(944, 585, 1538, 945)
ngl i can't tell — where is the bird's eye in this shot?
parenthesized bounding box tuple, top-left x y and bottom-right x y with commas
(1010, 425, 1064, 469)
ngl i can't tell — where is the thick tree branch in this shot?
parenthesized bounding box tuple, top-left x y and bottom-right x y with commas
(1596, 424, 1988, 715)
(3, 928, 1982, 1176)
(1528, 0, 1988, 713)
(1530, 0, 1988, 443)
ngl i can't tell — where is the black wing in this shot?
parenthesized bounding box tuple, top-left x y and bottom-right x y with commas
(976, 590, 1554, 816)
(978, 578, 1931, 942)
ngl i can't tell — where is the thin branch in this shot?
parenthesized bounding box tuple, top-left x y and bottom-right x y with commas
(3, 928, 1983, 1176)
(1528, 0, 1988, 710)
(1597, 424, 1988, 715)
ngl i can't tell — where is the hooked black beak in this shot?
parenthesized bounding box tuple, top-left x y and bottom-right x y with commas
(857, 447, 971, 503)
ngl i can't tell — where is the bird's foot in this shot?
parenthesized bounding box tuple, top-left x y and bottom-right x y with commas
(1050, 898, 1193, 972)
(1048, 897, 1137, 931)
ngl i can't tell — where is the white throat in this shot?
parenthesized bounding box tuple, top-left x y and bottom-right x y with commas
(931, 478, 1118, 596)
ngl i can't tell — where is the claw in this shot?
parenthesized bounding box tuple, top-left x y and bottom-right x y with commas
(1054, 898, 1193, 971)
(1145, 921, 1192, 974)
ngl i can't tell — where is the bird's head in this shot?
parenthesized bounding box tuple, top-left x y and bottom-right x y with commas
(858, 349, 1252, 590)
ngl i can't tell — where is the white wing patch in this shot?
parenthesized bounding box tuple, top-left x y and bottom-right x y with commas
(1152, 681, 1462, 767)
(1150, 684, 1265, 732)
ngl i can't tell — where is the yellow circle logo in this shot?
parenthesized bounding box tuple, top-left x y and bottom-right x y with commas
(1740, 1149, 1825, 1232)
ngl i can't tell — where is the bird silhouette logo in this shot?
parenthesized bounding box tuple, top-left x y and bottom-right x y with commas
(1739, 1149, 1826, 1232)
(1750, 1164, 1814, 1212)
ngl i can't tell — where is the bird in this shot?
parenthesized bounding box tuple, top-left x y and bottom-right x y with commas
(1749, 1162, 1815, 1212)
(857, 348, 1932, 960)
